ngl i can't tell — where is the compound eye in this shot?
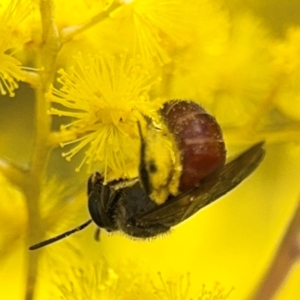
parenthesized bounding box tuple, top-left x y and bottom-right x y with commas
(88, 188, 104, 228)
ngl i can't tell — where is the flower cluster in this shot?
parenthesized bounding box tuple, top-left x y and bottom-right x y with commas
(0, 0, 31, 96)
(49, 261, 234, 300)
(110, 0, 196, 65)
(48, 53, 161, 181)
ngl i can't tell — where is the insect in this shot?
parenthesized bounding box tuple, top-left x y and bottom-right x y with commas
(29, 100, 265, 250)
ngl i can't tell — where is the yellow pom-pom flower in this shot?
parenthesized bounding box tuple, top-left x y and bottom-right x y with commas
(48, 53, 161, 181)
(110, 0, 196, 65)
(0, 0, 31, 96)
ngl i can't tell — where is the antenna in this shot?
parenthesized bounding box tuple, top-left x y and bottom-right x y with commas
(29, 219, 93, 250)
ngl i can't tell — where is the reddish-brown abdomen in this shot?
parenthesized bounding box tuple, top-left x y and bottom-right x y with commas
(161, 100, 226, 192)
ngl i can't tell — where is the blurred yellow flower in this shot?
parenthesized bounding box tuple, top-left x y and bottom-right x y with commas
(165, 0, 229, 103)
(153, 274, 234, 300)
(48, 261, 133, 300)
(169, 13, 273, 129)
(49, 53, 160, 181)
(211, 14, 273, 127)
(0, 173, 26, 257)
(0, 0, 31, 96)
(271, 27, 300, 121)
(110, 0, 196, 65)
(46, 260, 234, 300)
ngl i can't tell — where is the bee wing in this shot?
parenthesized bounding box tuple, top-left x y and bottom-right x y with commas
(134, 142, 265, 227)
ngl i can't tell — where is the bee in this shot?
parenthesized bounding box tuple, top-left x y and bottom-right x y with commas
(29, 100, 265, 250)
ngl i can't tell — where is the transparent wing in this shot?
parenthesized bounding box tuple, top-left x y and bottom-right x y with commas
(134, 142, 265, 227)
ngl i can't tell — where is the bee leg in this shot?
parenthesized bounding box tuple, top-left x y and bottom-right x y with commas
(94, 227, 101, 241)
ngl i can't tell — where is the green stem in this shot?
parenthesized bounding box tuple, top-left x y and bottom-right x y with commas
(24, 1, 60, 299)
(60, 1, 121, 44)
